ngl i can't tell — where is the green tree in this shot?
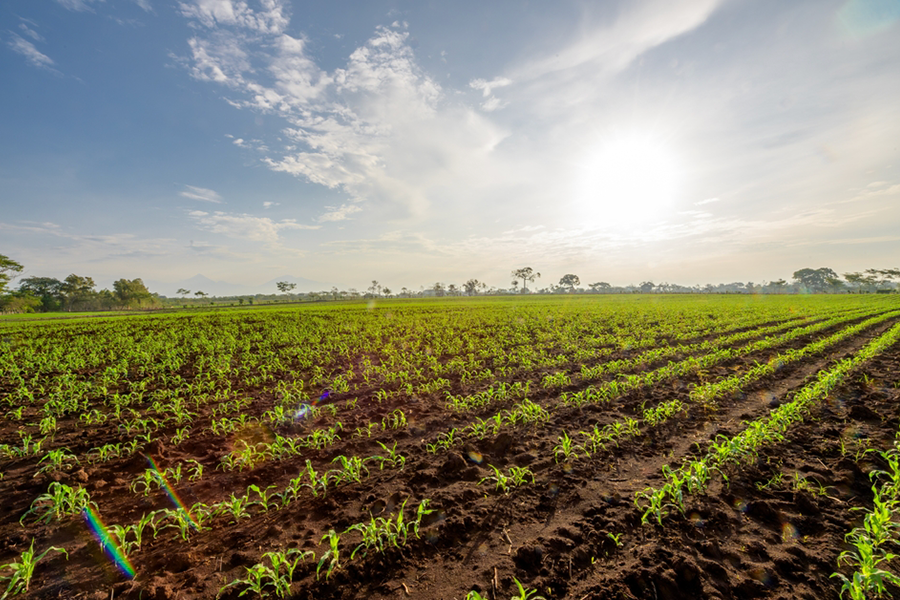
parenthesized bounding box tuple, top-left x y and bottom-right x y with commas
(0, 291, 41, 313)
(18, 277, 64, 312)
(559, 274, 580, 292)
(588, 282, 611, 293)
(792, 268, 838, 292)
(113, 278, 153, 308)
(511, 267, 540, 292)
(176, 288, 191, 299)
(61, 274, 96, 310)
(276, 281, 297, 299)
(464, 279, 486, 296)
(0, 254, 24, 294)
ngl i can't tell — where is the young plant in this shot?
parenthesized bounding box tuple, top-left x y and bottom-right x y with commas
(317, 530, 341, 581)
(218, 549, 312, 599)
(21, 483, 96, 524)
(510, 578, 547, 600)
(0, 539, 68, 598)
(36, 448, 78, 475)
(552, 432, 582, 463)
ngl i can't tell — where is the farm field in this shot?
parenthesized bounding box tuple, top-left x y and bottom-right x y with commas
(3, 295, 900, 599)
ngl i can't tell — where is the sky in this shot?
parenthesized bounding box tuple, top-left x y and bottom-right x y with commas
(2, 0, 899, 295)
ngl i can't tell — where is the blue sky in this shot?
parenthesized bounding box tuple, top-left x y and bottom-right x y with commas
(2, 0, 899, 295)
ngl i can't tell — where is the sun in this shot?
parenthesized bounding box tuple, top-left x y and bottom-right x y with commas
(576, 133, 683, 225)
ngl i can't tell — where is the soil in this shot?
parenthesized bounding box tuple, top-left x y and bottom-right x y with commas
(2, 311, 900, 600)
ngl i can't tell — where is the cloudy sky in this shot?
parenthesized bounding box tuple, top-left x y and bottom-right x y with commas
(2, 0, 899, 294)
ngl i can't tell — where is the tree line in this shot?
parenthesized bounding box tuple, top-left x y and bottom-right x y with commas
(2, 252, 898, 314)
(0, 254, 157, 313)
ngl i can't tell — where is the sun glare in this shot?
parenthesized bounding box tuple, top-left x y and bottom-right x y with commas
(577, 134, 683, 225)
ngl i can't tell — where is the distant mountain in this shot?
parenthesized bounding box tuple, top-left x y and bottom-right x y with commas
(146, 274, 336, 298)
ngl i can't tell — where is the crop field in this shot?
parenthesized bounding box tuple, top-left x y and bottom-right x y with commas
(3, 294, 900, 599)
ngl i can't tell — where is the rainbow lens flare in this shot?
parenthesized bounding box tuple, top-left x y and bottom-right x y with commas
(146, 455, 198, 530)
(82, 505, 135, 579)
(293, 390, 330, 421)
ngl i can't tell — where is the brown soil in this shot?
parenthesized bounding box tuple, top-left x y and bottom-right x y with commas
(3, 319, 900, 600)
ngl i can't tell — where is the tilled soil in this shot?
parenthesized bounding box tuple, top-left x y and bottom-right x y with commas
(2, 316, 900, 600)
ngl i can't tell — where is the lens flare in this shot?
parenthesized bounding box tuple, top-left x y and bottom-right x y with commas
(82, 505, 135, 579)
(466, 450, 484, 464)
(293, 390, 330, 422)
(145, 455, 198, 530)
(781, 522, 799, 543)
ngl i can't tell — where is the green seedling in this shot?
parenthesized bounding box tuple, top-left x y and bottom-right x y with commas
(21, 483, 96, 524)
(0, 539, 68, 598)
(317, 530, 341, 581)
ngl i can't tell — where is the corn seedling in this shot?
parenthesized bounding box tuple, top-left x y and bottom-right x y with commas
(36, 448, 78, 475)
(316, 530, 341, 581)
(510, 578, 546, 600)
(0, 539, 68, 598)
(218, 549, 313, 599)
(21, 483, 96, 524)
(371, 441, 406, 470)
(552, 432, 582, 463)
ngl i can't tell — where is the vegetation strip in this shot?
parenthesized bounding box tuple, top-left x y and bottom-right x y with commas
(634, 320, 900, 526)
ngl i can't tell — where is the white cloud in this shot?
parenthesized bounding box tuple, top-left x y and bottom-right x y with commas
(318, 204, 362, 222)
(188, 210, 319, 242)
(262, 201, 279, 208)
(7, 35, 57, 72)
(469, 77, 513, 112)
(512, 0, 724, 82)
(134, 0, 152, 12)
(178, 0, 289, 34)
(18, 23, 44, 42)
(178, 17, 509, 218)
(695, 197, 721, 205)
(54, 0, 105, 11)
(179, 185, 223, 203)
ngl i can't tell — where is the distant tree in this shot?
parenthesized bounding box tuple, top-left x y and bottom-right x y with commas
(276, 281, 297, 298)
(639, 281, 655, 293)
(382, 287, 392, 297)
(447, 284, 458, 296)
(432, 282, 446, 297)
(61, 274, 96, 310)
(400, 287, 410, 298)
(113, 278, 153, 308)
(792, 268, 838, 293)
(238, 298, 244, 305)
(194, 290, 208, 300)
(0, 254, 24, 295)
(589, 282, 611, 293)
(0, 291, 41, 313)
(510, 280, 519, 293)
(844, 272, 877, 292)
(464, 279, 487, 296)
(559, 274, 580, 292)
(511, 267, 540, 292)
(177, 288, 191, 299)
(368, 280, 381, 297)
(18, 277, 64, 312)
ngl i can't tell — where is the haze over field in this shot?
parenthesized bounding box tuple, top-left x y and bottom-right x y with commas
(2, 0, 899, 292)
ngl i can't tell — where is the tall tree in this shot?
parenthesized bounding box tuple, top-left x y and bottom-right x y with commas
(588, 282, 611, 293)
(176, 288, 191, 299)
(464, 279, 486, 296)
(61, 274, 96, 310)
(559, 274, 580, 292)
(276, 281, 297, 297)
(511, 267, 540, 292)
(0, 254, 24, 294)
(113, 278, 153, 308)
(792, 268, 838, 292)
(18, 277, 64, 312)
